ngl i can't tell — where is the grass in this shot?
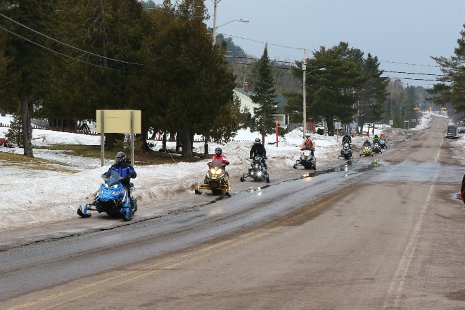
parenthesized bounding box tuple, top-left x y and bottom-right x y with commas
(36, 144, 204, 165)
(0, 152, 78, 173)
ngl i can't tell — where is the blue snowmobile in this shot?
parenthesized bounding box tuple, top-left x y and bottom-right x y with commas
(77, 171, 137, 221)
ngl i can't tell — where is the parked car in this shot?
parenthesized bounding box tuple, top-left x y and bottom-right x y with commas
(445, 125, 458, 139)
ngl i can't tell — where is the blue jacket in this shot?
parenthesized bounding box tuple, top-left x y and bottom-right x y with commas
(105, 161, 137, 188)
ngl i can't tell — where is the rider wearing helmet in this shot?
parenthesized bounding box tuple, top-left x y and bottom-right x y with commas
(373, 134, 380, 145)
(342, 132, 352, 146)
(363, 139, 372, 147)
(210, 147, 229, 166)
(103, 151, 137, 194)
(250, 137, 267, 169)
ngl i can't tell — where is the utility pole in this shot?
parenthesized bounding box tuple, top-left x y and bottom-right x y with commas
(212, 0, 221, 45)
(302, 48, 307, 140)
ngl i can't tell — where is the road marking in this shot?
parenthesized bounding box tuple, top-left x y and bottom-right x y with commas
(383, 137, 443, 309)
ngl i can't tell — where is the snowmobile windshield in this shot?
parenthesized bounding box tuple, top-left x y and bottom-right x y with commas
(209, 159, 226, 168)
(104, 170, 123, 186)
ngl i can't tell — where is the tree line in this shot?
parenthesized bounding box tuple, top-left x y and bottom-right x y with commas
(0, 0, 427, 159)
(0, 0, 239, 157)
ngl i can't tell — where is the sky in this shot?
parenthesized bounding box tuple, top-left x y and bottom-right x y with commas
(152, 0, 465, 88)
(0, 113, 433, 230)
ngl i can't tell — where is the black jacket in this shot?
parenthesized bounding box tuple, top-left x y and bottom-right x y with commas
(250, 143, 266, 158)
(342, 135, 352, 144)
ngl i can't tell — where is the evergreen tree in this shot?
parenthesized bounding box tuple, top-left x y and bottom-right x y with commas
(5, 113, 23, 147)
(432, 24, 465, 112)
(304, 42, 365, 135)
(357, 53, 388, 134)
(251, 46, 277, 142)
(136, 0, 236, 157)
(0, 0, 57, 157)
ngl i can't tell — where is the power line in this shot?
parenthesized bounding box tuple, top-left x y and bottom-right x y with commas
(227, 55, 443, 77)
(0, 25, 121, 71)
(224, 32, 442, 70)
(224, 33, 304, 51)
(380, 59, 438, 68)
(0, 12, 143, 66)
(383, 70, 443, 77)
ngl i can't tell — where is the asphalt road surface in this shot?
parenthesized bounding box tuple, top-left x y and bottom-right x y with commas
(2, 116, 465, 309)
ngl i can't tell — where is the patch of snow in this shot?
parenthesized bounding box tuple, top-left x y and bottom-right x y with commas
(0, 113, 434, 231)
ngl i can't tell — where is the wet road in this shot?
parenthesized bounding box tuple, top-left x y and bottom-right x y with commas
(2, 116, 465, 309)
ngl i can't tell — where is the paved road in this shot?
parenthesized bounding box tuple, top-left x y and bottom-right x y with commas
(2, 116, 465, 309)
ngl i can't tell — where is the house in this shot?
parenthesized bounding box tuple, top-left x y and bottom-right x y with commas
(233, 83, 288, 128)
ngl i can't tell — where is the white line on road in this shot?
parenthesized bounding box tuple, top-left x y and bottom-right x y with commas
(383, 137, 443, 309)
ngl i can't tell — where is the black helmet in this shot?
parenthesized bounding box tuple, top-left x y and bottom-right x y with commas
(115, 151, 126, 163)
(215, 147, 222, 156)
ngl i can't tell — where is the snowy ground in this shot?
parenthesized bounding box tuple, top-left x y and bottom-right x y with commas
(0, 113, 439, 231)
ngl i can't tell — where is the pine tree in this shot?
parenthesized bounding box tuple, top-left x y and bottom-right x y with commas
(357, 53, 388, 134)
(433, 25, 465, 112)
(304, 42, 364, 135)
(136, 0, 236, 157)
(251, 46, 277, 142)
(6, 114, 24, 147)
(0, 0, 57, 157)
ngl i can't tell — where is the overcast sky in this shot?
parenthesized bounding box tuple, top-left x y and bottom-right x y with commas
(153, 0, 465, 88)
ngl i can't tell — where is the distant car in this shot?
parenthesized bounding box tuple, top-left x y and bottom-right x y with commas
(445, 125, 458, 139)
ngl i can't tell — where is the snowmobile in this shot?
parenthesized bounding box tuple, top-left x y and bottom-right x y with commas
(378, 139, 387, 149)
(372, 143, 382, 154)
(360, 145, 374, 157)
(195, 159, 230, 196)
(339, 143, 353, 160)
(240, 155, 270, 183)
(77, 171, 137, 221)
(294, 148, 316, 170)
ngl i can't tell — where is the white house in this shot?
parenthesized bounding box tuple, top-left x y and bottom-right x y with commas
(233, 84, 288, 128)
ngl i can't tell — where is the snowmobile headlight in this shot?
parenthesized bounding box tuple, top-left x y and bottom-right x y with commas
(104, 183, 109, 188)
(112, 184, 118, 189)
(257, 172, 262, 176)
(210, 168, 216, 174)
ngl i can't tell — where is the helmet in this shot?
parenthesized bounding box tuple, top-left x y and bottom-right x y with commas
(215, 147, 222, 156)
(306, 134, 311, 139)
(255, 137, 261, 143)
(115, 151, 126, 163)
(374, 135, 379, 138)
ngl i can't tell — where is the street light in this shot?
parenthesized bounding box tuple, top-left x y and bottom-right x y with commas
(216, 18, 249, 29)
(211, 0, 249, 45)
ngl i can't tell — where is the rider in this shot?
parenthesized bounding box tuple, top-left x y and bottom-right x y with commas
(250, 137, 267, 169)
(301, 135, 315, 156)
(210, 147, 230, 166)
(103, 151, 137, 195)
(342, 132, 352, 147)
(373, 134, 380, 145)
(380, 133, 385, 141)
(210, 147, 230, 197)
(363, 139, 372, 147)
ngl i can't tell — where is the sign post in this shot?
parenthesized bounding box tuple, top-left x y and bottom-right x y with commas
(100, 110, 105, 167)
(96, 110, 142, 167)
(275, 120, 279, 147)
